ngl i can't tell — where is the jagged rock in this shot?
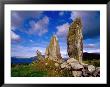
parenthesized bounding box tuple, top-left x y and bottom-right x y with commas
(45, 35, 62, 62)
(72, 71, 82, 77)
(67, 17, 83, 63)
(36, 50, 44, 60)
(93, 67, 100, 77)
(87, 65, 95, 73)
(70, 62, 83, 70)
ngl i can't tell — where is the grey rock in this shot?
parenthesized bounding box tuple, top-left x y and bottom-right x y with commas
(67, 17, 83, 63)
(72, 71, 82, 77)
(67, 58, 78, 64)
(87, 65, 95, 73)
(45, 35, 62, 62)
(82, 68, 90, 77)
(70, 62, 83, 70)
(93, 67, 100, 77)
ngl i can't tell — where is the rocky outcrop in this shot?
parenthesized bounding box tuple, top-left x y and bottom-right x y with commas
(67, 17, 83, 63)
(60, 58, 100, 77)
(36, 50, 44, 60)
(35, 17, 100, 77)
(45, 35, 62, 62)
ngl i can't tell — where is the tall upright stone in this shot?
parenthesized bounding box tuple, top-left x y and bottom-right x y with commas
(67, 17, 83, 63)
(45, 35, 62, 62)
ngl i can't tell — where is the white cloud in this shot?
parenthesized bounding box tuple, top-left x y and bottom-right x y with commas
(60, 48, 68, 58)
(11, 45, 46, 58)
(83, 49, 100, 53)
(28, 16, 49, 36)
(83, 43, 100, 53)
(12, 11, 21, 21)
(11, 31, 20, 40)
(70, 11, 88, 21)
(11, 11, 43, 27)
(59, 12, 64, 16)
(84, 44, 96, 48)
(56, 23, 70, 38)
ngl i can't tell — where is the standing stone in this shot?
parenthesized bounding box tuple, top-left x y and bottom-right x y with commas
(67, 17, 83, 63)
(45, 35, 62, 62)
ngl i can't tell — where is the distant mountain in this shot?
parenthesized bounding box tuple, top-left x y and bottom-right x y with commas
(11, 53, 100, 64)
(83, 52, 100, 60)
(11, 56, 37, 64)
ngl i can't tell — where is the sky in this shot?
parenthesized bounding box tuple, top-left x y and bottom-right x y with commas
(11, 11, 100, 58)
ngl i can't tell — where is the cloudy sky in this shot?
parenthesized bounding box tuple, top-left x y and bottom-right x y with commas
(11, 11, 100, 58)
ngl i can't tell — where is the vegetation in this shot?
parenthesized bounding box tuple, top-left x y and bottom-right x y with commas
(83, 59, 100, 67)
(11, 57, 100, 77)
(11, 58, 71, 77)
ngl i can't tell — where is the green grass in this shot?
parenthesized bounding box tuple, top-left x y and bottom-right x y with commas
(83, 59, 100, 67)
(11, 64, 48, 77)
(11, 58, 100, 77)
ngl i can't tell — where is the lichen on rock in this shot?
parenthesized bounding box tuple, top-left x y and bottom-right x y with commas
(67, 17, 83, 63)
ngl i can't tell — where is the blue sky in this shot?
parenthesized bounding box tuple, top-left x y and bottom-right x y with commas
(11, 11, 100, 58)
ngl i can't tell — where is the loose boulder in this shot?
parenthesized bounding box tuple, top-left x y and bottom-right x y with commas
(72, 71, 82, 77)
(87, 65, 95, 73)
(93, 67, 100, 77)
(70, 62, 83, 70)
(67, 58, 78, 64)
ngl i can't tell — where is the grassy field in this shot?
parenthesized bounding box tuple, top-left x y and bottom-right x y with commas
(11, 58, 100, 77)
(83, 59, 100, 67)
(11, 58, 72, 77)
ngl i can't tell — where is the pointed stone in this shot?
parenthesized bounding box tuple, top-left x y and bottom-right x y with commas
(67, 17, 83, 63)
(45, 35, 62, 62)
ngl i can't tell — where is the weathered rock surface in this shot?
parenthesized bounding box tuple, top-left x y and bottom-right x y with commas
(67, 58, 78, 64)
(67, 17, 83, 63)
(87, 65, 95, 73)
(93, 67, 100, 77)
(70, 62, 83, 70)
(72, 71, 82, 77)
(45, 35, 62, 62)
(60, 58, 100, 77)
